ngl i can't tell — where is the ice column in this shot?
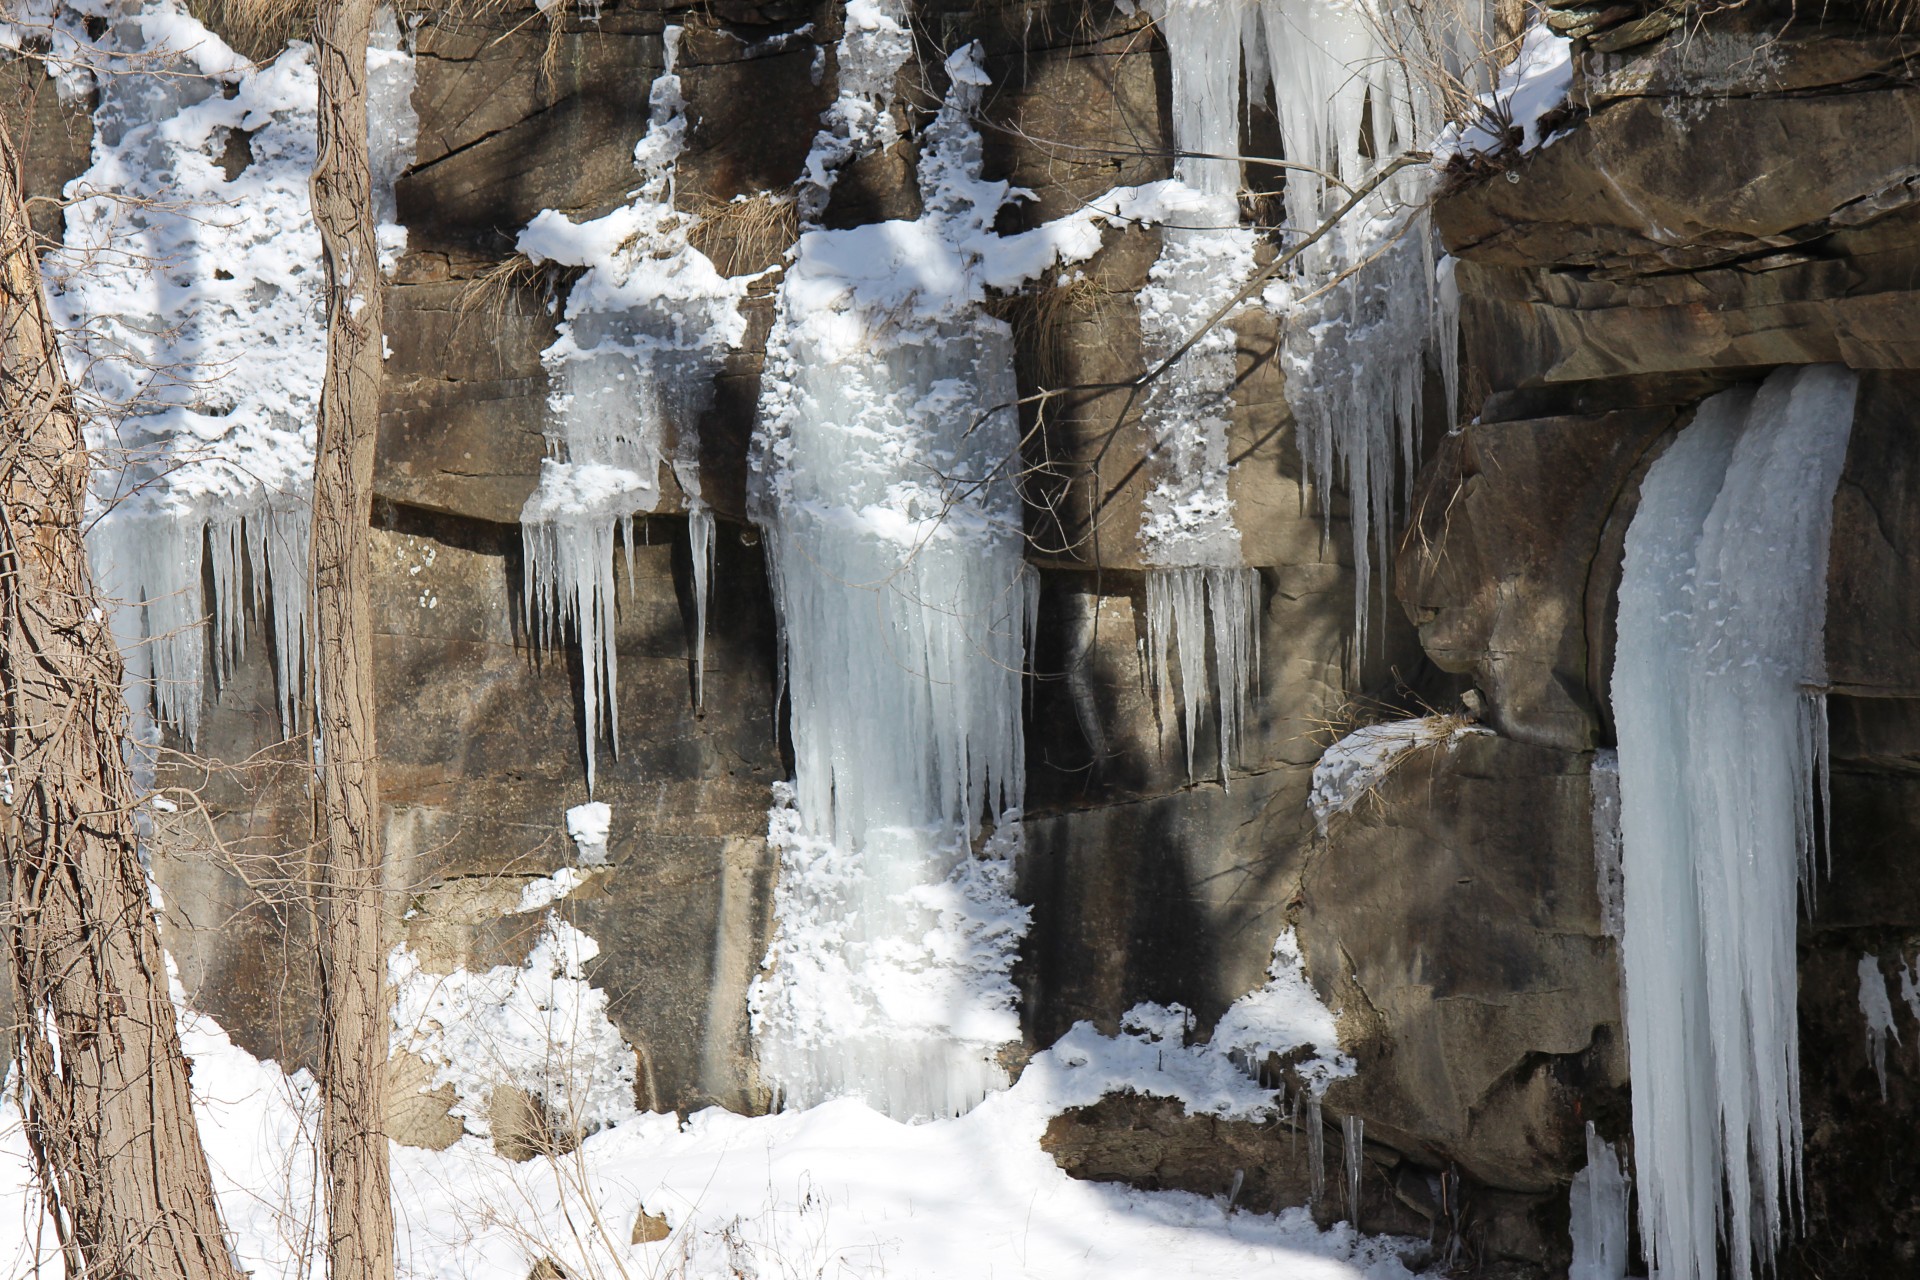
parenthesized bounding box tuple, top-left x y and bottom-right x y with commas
(1858, 955, 1898, 1102)
(1569, 1123, 1631, 1280)
(1134, 0, 1262, 782)
(747, 49, 1035, 1122)
(516, 26, 749, 790)
(1342, 1114, 1365, 1225)
(1613, 365, 1857, 1280)
(61, 6, 412, 743)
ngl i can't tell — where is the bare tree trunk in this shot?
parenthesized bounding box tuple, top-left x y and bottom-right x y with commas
(309, 4, 394, 1280)
(0, 115, 244, 1280)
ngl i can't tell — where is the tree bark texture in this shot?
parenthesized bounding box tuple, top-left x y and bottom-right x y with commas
(309, 4, 394, 1280)
(0, 114, 244, 1280)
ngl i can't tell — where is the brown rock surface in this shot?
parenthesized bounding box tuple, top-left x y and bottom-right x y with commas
(1299, 734, 1627, 1196)
(1398, 408, 1676, 749)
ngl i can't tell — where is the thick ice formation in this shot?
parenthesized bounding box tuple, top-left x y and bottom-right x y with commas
(52, 4, 415, 744)
(1569, 1123, 1631, 1280)
(748, 49, 1040, 1121)
(1133, 0, 1473, 763)
(1132, 0, 1260, 778)
(1248, 0, 1464, 651)
(1858, 954, 1899, 1102)
(1612, 365, 1858, 1280)
(517, 26, 750, 790)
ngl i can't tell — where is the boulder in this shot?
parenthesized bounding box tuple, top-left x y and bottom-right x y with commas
(1299, 734, 1627, 1196)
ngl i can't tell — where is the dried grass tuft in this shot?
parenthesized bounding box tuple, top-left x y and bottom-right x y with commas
(993, 269, 1114, 390)
(683, 191, 799, 280)
(187, 0, 313, 59)
(455, 251, 550, 320)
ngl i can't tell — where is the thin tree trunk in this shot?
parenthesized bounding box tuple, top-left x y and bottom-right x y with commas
(309, 4, 393, 1280)
(0, 114, 244, 1280)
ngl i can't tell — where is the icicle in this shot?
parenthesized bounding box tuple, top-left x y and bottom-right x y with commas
(1590, 748, 1624, 943)
(247, 494, 312, 737)
(368, 5, 418, 274)
(207, 514, 247, 685)
(1342, 1113, 1364, 1227)
(687, 500, 714, 711)
(516, 23, 747, 785)
(1144, 567, 1259, 784)
(59, 8, 329, 742)
(1569, 1123, 1631, 1280)
(1136, 0, 1465, 654)
(1858, 955, 1898, 1102)
(1305, 1092, 1326, 1206)
(1614, 365, 1858, 1280)
(747, 47, 1034, 1122)
(521, 486, 624, 794)
(66, 5, 416, 744)
(88, 506, 207, 746)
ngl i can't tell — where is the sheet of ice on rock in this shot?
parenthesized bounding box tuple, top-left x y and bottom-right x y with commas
(49, 3, 416, 745)
(516, 24, 749, 790)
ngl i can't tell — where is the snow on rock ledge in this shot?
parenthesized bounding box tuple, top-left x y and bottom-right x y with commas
(1309, 715, 1492, 833)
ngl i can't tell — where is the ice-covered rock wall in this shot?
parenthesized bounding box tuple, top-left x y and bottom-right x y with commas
(516, 25, 749, 790)
(51, 2, 414, 746)
(1613, 365, 1857, 1280)
(1133, 0, 1464, 776)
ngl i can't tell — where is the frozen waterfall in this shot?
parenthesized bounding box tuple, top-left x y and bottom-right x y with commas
(1248, 0, 1463, 648)
(1612, 364, 1857, 1280)
(516, 26, 748, 791)
(1133, 0, 1261, 782)
(746, 48, 1035, 1122)
(1134, 0, 1468, 772)
(56, 4, 415, 744)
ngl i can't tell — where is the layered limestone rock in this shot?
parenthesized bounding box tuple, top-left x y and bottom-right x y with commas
(21, 0, 1920, 1273)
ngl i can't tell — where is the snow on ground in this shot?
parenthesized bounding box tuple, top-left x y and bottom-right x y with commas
(0, 928, 1419, 1280)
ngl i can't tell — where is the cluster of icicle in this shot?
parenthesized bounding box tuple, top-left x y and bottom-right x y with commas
(746, 46, 1038, 1122)
(52, 3, 415, 746)
(1612, 364, 1858, 1280)
(515, 26, 749, 791)
(1252, 0, 1467, 649)
(1134, 0, 1469, 779)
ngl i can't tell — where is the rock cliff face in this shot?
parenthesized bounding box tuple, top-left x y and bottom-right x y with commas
(17, 1, 1920, 1273)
